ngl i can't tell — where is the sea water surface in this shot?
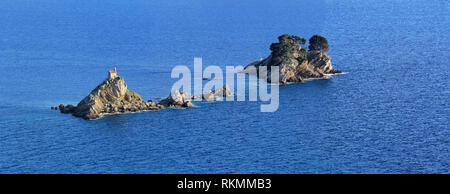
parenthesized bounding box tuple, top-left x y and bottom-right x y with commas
(0, 0, 449, 173)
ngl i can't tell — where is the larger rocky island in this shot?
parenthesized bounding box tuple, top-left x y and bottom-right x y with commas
(243, 34, 341, 84)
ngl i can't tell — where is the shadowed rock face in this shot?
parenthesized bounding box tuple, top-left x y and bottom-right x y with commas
(59, 76, 163, 120)
(243, 35, 341, 84)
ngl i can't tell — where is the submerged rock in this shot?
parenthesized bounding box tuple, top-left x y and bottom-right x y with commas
(243, 34, 341, 84)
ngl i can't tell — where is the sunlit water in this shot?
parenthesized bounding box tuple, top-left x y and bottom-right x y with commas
(0, 0, 448, 173)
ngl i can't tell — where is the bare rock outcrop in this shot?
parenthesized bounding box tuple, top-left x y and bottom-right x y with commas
(57, 76, 163, 120)
(159, 85, 234, 107)
(159, 90, 192, 107)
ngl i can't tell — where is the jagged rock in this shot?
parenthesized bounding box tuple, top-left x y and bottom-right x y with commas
(159, 85, 233, 107)
(159, 90, 192, 107)
(243, 34, 341, 84)
(200, 85, 234, 102)
(202, 91, 216, 102)
(212, 85, 233, 97)
(60, 104, 76, 114)
(56, 75, 162, 120)
(146, 101, 157, 107)
(182, 101, 193, 108)
(72, 77, 127, 119)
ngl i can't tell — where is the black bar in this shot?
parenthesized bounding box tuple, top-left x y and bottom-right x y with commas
(0, 174, 446, 192)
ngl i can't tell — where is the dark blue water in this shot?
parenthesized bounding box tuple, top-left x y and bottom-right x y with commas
(0, 0, 449, 173)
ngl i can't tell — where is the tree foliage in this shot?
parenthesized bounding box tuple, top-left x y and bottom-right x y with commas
(308, 35, 329, 53)
(269, 34, 303, 65)
(267, 34, 329, 66)
(292, 35, 306, 48)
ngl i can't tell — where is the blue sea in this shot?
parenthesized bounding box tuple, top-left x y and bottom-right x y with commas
(0, 0, 449, 173)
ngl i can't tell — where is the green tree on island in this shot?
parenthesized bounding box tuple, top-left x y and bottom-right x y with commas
(308, 35, 329, 53)
(292, 35, 306, 48)
(269, 34, 303, 65)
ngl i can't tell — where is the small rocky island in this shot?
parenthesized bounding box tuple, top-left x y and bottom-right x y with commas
(55, 68, 163, 119)
(54, 68, 233, 120)
(243, 34, 341, 84)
